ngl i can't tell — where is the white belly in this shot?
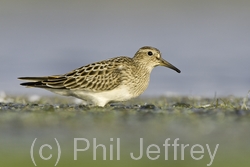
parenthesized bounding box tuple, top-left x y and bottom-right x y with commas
(48, 85, 134, 107)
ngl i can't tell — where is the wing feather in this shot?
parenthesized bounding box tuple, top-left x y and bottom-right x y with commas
(19, 56, 133, 91)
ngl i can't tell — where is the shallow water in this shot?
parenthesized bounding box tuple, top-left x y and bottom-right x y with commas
(1, 0, 250, 97)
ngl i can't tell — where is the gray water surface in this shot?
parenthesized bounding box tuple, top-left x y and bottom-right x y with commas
(1, 0, 250, 97)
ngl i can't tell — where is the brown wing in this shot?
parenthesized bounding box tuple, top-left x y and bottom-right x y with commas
(61, 61, 123, 91)
(19, 57, 132, 92)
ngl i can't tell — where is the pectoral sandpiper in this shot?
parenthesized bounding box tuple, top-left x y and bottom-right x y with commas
(18, 46, 181, 107)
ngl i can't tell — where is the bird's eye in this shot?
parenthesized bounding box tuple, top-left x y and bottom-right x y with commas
(147, 51, 153, 56)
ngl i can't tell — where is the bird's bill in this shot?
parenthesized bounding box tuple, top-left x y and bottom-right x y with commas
(160, 58, 181, 73)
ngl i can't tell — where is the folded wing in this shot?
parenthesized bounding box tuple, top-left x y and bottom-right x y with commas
(19, 58, 127, 92)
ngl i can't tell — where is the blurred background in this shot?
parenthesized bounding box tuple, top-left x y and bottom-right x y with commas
(1, 0, 250, 97)
(1, 1, 250, 167)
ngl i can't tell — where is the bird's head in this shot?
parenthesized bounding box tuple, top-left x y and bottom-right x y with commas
(133, 46, 181, 73)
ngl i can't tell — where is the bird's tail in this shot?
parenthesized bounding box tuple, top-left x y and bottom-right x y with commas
(18, 76, 66, 89)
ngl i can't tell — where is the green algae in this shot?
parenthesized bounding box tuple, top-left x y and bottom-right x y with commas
(0, 95, 249, 167)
